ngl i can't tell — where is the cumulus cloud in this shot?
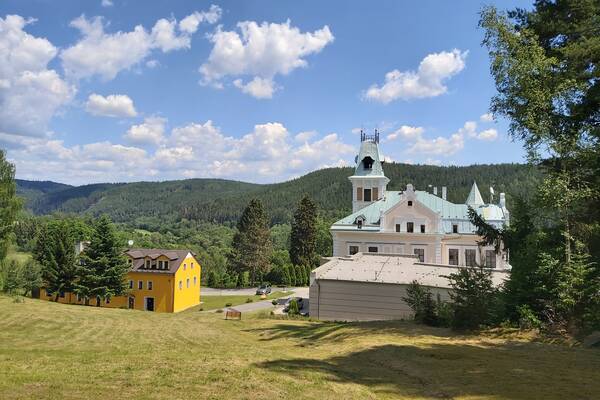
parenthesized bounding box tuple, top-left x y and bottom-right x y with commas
(61, 6, 221, 80)
(480, 112, 494, 122)
(200, 20, 334, 98)
(386, 125, 424, 141)
(85, 93, 137, 117)
(477, 128, 498, 141)
(0, 15, 75, 137)
(101, 0, 113, 7)
(8, 120, 355, 184)
(364, 49, 467, 103)
(294, 130, 317, 142)
(123, 116, 166, 145)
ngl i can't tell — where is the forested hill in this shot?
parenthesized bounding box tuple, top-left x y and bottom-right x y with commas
(18, 163, 541, 228)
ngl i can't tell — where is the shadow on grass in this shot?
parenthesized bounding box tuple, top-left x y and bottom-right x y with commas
(245, 320, 460, 345)
(255, 343, 598, 400)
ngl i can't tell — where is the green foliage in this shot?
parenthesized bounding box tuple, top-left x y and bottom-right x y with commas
(75, 216, 129, 304)
(447, 266, 498, 331)
(0, 150, 21, 262)
(402, 281, 438, 326)
(34, 220, 78, 301)
(287, 298, 300, 315)
(230, 199, 272, 285)
(517, 305, 541, 330)
(270, 224, 291, 251)
(0, 260, 22, 295)
(290, 195, 318, 267)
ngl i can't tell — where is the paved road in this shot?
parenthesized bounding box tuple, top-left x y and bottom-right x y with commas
(201, 286, 303, 296)
(203, 287, 309, 314)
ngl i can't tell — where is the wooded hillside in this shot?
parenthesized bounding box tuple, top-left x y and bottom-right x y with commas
(18, 163, 541, 228)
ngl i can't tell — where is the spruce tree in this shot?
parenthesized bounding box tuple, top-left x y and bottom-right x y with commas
(230, 199, 271, 285)
(0, 150, 21, 261)
(35, 221, 78, 301)
(290, 195, 318, 267)
(76, 216, 129, 305)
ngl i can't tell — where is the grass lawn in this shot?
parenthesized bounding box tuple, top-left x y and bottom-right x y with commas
(1, 295, 598, 400)
(198, 291, 291, 310)
(5, 246, 32, 264)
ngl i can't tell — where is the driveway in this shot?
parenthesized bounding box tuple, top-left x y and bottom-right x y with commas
(204, 286, 310, 314)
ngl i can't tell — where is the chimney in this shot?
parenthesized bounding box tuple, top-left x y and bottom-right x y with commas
(442, 186, 447, 200)
(433, 187, 438, 196)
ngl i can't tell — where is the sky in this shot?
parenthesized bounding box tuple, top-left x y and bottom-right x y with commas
(0, 0, 532, 185)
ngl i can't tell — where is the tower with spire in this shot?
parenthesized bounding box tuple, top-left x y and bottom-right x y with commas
(348, 129, 390, 213)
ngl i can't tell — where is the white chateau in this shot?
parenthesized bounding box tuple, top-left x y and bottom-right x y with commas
(330, 131, 511, 269)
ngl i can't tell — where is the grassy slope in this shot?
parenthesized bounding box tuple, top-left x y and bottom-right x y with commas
(198, 291, 291, 310)
(1, 296, 598, 400)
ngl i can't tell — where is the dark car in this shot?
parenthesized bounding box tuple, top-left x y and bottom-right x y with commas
(283, 297, 304, 312)
(256, 285, 272, 295)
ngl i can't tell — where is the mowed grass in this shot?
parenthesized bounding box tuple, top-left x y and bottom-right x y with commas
(198, 291, 291, 311)
(1, 296, 598, 400)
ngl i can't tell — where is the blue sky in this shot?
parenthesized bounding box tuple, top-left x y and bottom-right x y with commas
(0, 0, 531, 185)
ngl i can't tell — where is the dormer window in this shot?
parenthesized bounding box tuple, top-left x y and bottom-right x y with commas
(452, 224, 458, 234)
(357, 220, 363, 229)
(408, 201, 413, 206)
(145, 259, 150, 269)
(362, 156, 374, 170)
(164, 261, 169, 270)
(158, 260, 163, 269)
(355, 215, 366, 229)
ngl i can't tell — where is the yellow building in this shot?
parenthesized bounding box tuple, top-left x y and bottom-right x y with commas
(39, 248, 201, 313)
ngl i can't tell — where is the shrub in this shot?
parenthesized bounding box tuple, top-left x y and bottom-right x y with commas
(225, 302, 232, 307)
(447, 266, 498, 331)
(271, 299, 278, 305)
(403, 280, 439, 326)
(245, 298, 253, 303)
(287, 299, 300, 315)
(517, 304, 542, 330)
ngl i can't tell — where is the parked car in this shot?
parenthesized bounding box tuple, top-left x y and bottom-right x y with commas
(255, 285, 272, 295)
(283, 297, 304, 312)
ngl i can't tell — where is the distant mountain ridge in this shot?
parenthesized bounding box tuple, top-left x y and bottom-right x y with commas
(17, 163, 541, 228)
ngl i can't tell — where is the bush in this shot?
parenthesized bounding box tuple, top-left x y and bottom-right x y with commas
(287, 299, 300, 315)
(271, 299, 278, 305)
(448, 266, 498, 331)
(245, 298, 253, 303)
(225, 302, 232, 307)
(403, 280, 438, 325)
(517, 304, 542, 330)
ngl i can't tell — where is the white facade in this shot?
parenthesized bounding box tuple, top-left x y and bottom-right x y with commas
(331, 135, 510, 270)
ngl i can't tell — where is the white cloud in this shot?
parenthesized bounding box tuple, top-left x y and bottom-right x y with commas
(85, 93, 137, 118)
(386, 125, 424, 141)
(364, 49, 467, 104)
(146, 59, 159, 68)
(409, 132, 464, 155)
(200, 20, 334, 98)
(124, 116, 166, 146)
(478, 128, 498, 141)
(101, 0, 113, 7)
(294, 130, 317, 142)
(480, 113, 494, 122)
(179, 5, 222, 34)
(233, 77, 276, 99)
(61, 7, 221, 80)
(424, 158, 442, 166)
(0, 15, 75, 137)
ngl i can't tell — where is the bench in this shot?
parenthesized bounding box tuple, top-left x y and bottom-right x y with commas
(225, 309, 242, 320)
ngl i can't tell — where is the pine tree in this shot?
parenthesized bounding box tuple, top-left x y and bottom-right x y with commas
(230, 199, 271, 285)
(290, 265, 297, 286)
(76, 216, 129, 305)
(0, 150, 21, 261)
(35, 220, 78, 301)
(290, 195, 318, 267)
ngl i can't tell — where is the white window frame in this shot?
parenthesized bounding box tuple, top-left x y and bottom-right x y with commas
(129, 280, 133, 289)
(448, 248, 459, 265)
(465, 248, 477, 267)
(412, 246, 426, 262)
(367, 245, 379, 253)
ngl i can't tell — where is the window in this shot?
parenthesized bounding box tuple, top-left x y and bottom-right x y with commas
(485, 250, 496, 268)
(395, 224, 400, 232)
(408, 201, 413, 206)
(373, 187, 379, 201)
(184, 263, 187, 271)
(191, 262, 194, 269)
(407, 222, 414, 233)
(420, 224, 425, 233)
(158, 260, 163, 269)
(193, 276, 197, 286)
(448, 249, 459, 265)
(363, 188, 372, 202)
(465, 249, 477, 267)
(148, 281, 153, 290)
(186, 278, 190, 288)
(368, 246, 378, 253)
(356, 187, 363, 201)
(357, 219, 363, 229)
(349, 245, 359, 255)
(145, 259, 150, 268)
(179, 280, 182, 290)
(413, 248, 425, 262)
(129, 280, 133, 289)
(362, 156, 374, 169)
(452, 224, 458, 233)
(164, 260, 169, 269)
(138, 280, 143, 290)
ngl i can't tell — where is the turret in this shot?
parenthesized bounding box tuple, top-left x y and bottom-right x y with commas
(348, 130, 390, 212)
(465, 181, 484, 206)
